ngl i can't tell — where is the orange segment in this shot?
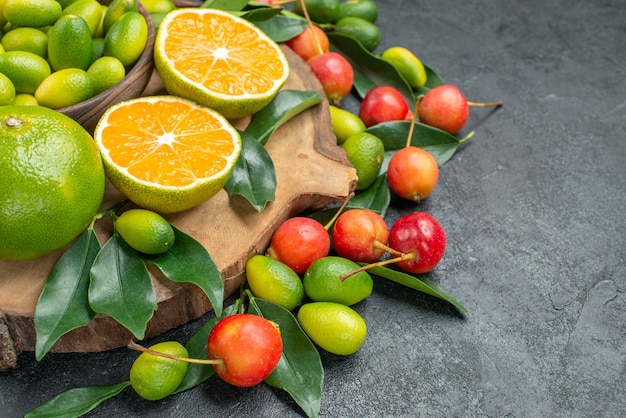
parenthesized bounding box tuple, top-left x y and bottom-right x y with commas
(94, 96, 242, 213)
(155, 9, 289, 119)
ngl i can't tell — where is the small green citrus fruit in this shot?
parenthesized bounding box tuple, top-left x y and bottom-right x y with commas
(303, 256, 373, 306)
(115, 208, 175, 255)
(246, 254, 304, 311)
(129, 341, 189, 401)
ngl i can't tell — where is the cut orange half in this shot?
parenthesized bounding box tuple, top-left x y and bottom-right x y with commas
(154, 8, 290, 120)
(94, 95, 242, 213)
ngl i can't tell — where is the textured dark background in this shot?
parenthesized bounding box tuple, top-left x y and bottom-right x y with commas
(2, 0, 625, 416)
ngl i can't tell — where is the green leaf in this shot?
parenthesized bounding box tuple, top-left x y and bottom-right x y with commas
(146, 226, 224, 317)
(328, 32, 414, 104)
(224, 130, 277, 211)
(200, 0, 248, 10)
(34, 229, 100, 360)
(248, 297, 324, 418)
(365, 265, 469, 316)
(367, 121, 463, 166)
(347, 174, 391, 218)
(246, 90, 323, 146)
(25, 381, 130, 418)
(89, 235, 157, 340)
(251, 14, 308, 42)
(173, 303, 239, 394)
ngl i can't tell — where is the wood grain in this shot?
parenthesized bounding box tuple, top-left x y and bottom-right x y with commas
(0, 46, 357, 368)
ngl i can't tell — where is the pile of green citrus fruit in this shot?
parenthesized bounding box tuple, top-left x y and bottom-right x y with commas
(0, 0, 148, 108)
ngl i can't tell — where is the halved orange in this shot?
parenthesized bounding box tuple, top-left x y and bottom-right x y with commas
(154, 8, 290, 120)
(93, 95, 242, 213)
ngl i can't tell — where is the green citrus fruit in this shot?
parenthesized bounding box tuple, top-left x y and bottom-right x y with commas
(62, 0, 104, 36)
(246, 254, 304, 311)
(13, 93, 37, 106)
(303, 256, 373, 306)
(35, 68, 94, 109)
(0, 50, 51, 94)
(294, 0, 340, 24)
(297, 302, 367, 355)
(87, 55, 126, 95)
(115, 208, 175, 255)
(140, 0, 175, 14)
(0, 73, 16, 105)
(381, 46, 427, 89)
(102, 0, 138, 35)
(341, 132, 384, 190)
(103, 11, 147, 67)
(333, 16, 381, 52)
(329, 105, 366, 145)
(0, 27, 48, 58)
(337, 0, 379, 23)
(3, 0, 62, 28)
(0, 106, 105, 260)
(129, 341, 189, 401)
(47, 14, 93, 71)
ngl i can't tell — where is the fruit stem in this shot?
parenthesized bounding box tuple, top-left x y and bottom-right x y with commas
(127, 341, 224, 365)
(323, 192, 355, 231)
(298, 0, 325, 55)
(339, 251, 417, 281)
(458, 130, 476, 144)
(405, 96, 422, 148)
(467, 100, 503, 107)
(372, 240, 405, 257)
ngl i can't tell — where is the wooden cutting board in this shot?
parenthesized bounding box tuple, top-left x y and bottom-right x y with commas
(0, 46, 357, 368)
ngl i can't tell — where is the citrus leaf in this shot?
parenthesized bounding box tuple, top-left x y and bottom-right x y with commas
(200, 0, 248, 11)
(367, 120, 463, 166)
(89, 235, 156, 340)
(348, 173, 391, 218)
(252, 14, 308, 42)
(246, 90, 324, 145)
(34, 229, 100, 361)
(224, 130, 277, 211)
(24, 381, 130, 418)
(173, 303, 239, 394)
(146, 226, 224, 317)
(248, 297, 324, 418)
(364, 265, 469, 316)
(328, 32, 414, 104)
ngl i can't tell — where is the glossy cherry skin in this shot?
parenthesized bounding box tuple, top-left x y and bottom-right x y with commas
(387, 146, 439, 202)
(286, 25, 329, 61)
(332, 208, 389, 263)
(359, 85, 410, 127)
(307, 52, 354, 103)
(388, 212, 446, 274)
(418, 84, 469, 134)
(207, 314, 283, 387)
(267, 217, 330, 274)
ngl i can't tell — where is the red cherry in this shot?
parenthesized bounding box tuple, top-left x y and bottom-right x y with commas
(307, 52, 354, 104)
(388, 212, 446, 274)
(359, 85, 410, 127)
(267, 217, 330, 274)
(387, 146, 439, 202)
(417, 84, 469, 135)
(207, 314, 283, 387)
(286, 25, 329, 61)
(331, 208, 389, 263)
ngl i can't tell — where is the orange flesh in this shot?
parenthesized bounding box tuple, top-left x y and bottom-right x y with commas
(163, 12, 287, 96)
(101, 100, 237, 187)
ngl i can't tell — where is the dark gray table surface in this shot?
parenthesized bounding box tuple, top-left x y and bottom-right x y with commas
(2, 0, 625, 416)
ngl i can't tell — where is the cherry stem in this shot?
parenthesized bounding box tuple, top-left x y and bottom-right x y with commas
(127, 341, 223, 366)
(298, 0, 325, 56)
(372, 240, 405, 257)
(467, 100, 503, 107)
(405, 96, 422, 148)
(340, 251, 416, 281)
(323, 192, 354, 231)
(458, 130, 476, 144)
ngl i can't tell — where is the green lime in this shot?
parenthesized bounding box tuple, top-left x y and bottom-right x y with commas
(303, 256, 373, 306)
(1, 27, 48, 58)
(13, 93, 37, 106)
(333, 16, 380, 52)
(91, 37, 105, 63)
(47, 14, 93, 71)
(0, 106, 105, 260)
(94, 4, 108, 38)
(103, 11, 148, 67)
(62, 0, 104, 36)
(102, 0, 138, 35)
(35, 68, 94, 109)
(329, 105, 366, 144)
(3, 0, 62, 28)
(0, 73, 16, 105)
(140, 0, 176, 14)
(87, 56, 126, 95)
(337, 0, 379, 23)
(0, 0, 8, 28)
(0, 50, 51, 94)
(381, 46, 427, 89)
(297, 302, 367, 355)
(341, 131, 384, 190)
(246, 254, 304, 311)
(115, 208, 175, 255)
(294, 0, 340, 24)
(129, 341, 189, 401)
